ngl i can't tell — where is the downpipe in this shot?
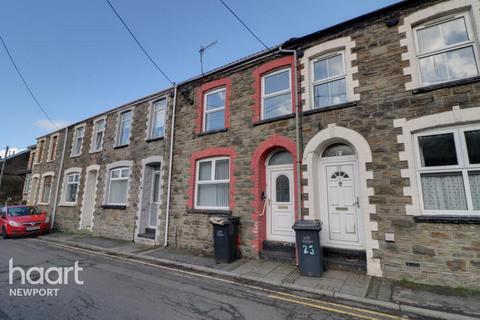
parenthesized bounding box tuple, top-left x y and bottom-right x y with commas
(163, 84, 177, 247)
(278, 47, 302, 221)
(51, 127, 68, 230)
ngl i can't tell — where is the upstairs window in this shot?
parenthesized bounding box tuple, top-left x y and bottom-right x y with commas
(48, 135, 58, 161)
(150, 99, 167, 138)
(107, 167, 130, 205)
(117, 110, 132, 146)
(203, 88, 225, 132)
(28, 151, 36, 169)
(261, 68, 291, 119)
(64, 173, 80, 203)
(71, 126, 85, 157)
(414, 13, 479, 85)
(36, 140, 45, 164)
(312, 52, 347, 108)
(195, 157, 230, 209)
(414, 125, 480, 214)
(91, 118, 106, 152)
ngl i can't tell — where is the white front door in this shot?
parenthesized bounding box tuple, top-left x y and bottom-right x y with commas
(321, 161, 362, 248)
(80, 170, 98, 230)
(149, 170, 161, 228)
(267, 165, 295, 242)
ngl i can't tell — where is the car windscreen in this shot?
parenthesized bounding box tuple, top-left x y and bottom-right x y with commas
(7, 207, 39, 216)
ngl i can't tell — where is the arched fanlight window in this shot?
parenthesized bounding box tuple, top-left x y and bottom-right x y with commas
(322, 143, 355, 157)
(268, 150, 293, 165)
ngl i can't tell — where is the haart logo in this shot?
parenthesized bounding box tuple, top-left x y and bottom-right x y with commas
(8, 258, 84, 297)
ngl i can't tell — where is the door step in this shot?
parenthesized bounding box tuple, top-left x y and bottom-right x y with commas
(260, 240, 296, 263)
(137, 227, 156, 240)
(323, 247, 366, 273)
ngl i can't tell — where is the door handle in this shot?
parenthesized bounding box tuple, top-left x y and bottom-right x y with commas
(352, 197, 360, 208)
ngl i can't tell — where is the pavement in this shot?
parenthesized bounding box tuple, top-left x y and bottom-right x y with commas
(23, 232, 480, 320)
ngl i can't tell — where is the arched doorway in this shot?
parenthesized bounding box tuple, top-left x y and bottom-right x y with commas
(319, 143, 363, 248)
(266, 150, 295, 242)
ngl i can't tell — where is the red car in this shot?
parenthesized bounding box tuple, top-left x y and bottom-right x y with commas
(0, 205, 51, 238)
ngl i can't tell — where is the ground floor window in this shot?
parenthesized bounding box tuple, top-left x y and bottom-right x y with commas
(65, 173, 80, 203)
(41, 175, 53, 204)
(107, 167, 130, 205)
(415, 124, 480, 214)
(195, 157, 229, 209)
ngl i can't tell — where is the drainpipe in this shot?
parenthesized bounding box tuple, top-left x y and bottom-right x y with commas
(278, 47, 302, 221)
(163, 84, 177, 247)
(51, 127, 68, 230)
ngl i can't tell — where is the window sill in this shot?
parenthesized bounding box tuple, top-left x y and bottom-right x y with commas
(37, 202, 49, 206)
(187, 209, 231, 215)
(113, 144, 129, 150)
(253, 113, 295, 126)
(146, 136, 165, 143)
(412, 76, 480, 94)
(303, 101, 359, 116)
(102, 204, 127, 210)
(59, 203, 77, 207)
(89, 149, 102, 154)
(197, 128, 228, 137)
(414, 215, 480, 224)
(70, 154, 81, 159)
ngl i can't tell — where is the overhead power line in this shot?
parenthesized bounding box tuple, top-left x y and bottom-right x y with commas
(217, 0, 270, 50)
(0, 34, 59, 130)
(105, 0, 174, 85)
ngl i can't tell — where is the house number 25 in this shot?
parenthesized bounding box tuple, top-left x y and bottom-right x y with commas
(302, 244, 315, 256)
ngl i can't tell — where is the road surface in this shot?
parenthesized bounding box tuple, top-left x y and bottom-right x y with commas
(0, 237, 424, 320)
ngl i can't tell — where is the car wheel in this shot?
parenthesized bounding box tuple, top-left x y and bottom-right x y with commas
(2, 227, 8, 239)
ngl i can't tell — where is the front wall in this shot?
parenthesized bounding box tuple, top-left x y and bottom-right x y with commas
(299, 0, 480, 287)
(170, 66, 298, 257)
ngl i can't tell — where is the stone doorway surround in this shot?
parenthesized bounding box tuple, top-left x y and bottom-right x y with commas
(302, 124, 381, 276)
(135, 155, 164, 244)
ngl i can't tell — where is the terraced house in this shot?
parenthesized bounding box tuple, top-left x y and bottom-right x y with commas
(27, 0, 480, 289)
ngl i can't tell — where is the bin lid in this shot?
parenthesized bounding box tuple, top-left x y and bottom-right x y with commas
(209, 215, 240, 225)
(292, 220, 322, 230)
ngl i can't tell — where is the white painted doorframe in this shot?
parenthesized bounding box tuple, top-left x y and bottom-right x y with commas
(148, 168, 161, 228)
(266, 163, 295, 242)
(319, 156, 364, 249)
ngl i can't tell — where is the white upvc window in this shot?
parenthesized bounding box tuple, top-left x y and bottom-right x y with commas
(23, 173, 31, 194)
(414, 124, 480, 215)
(64, 173, 80, 204)
(117, 110, 132, 146)
(150, 99, 167, 138)
(71, 125, 85, 157)
(203, 88, 226, 132)
(91, 118, 106, 152)
(48, 135, 58, 162)
(414, 12, 479, 85)
(40, 175, 53, 204)
(195, 157, 230, 210)
(261, 68, 291, 119)
(311, 51, 347, 108)
(36, 139, 45, 164)
(107, 167, 130, 205)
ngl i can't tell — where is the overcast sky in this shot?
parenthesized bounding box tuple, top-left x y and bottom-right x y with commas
(0, 0, 398, 153)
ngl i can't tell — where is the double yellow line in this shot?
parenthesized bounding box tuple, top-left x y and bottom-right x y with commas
(28, 238, 404, 320)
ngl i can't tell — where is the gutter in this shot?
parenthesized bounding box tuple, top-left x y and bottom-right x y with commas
(163, 84, 177, 247)
(50, 127, 68, 229)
